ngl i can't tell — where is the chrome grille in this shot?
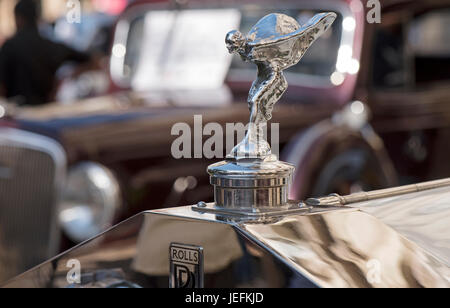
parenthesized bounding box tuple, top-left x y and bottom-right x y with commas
(0, 128, 66, 283)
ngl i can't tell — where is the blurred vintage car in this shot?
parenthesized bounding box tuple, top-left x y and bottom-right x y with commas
(1, 0, 450, 283)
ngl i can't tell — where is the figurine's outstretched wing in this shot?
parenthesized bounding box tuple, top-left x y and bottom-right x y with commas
(250, 12, 337, 69)
(285, 12, 337, 67)
(301, 12, 337, 41)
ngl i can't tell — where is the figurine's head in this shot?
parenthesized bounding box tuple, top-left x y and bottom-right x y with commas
(225, 30, 246, 55)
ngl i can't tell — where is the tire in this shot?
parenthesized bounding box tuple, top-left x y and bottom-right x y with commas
(310, 147, 390, 198)
(284, 122, 398, 200)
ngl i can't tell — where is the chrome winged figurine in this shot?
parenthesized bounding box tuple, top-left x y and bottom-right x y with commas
(226, 12, 337, 159)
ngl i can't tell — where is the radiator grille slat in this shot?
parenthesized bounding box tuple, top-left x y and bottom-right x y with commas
(0, 130, 64, 283)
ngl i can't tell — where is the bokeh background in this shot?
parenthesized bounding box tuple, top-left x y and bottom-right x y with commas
(0, 0, 449, 285)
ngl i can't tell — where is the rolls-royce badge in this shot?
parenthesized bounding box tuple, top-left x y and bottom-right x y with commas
(170, 243, 204, 288)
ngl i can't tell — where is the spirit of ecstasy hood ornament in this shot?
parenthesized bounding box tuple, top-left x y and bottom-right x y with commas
(206, 12, 336, 211)
(226, 12, 336, 159)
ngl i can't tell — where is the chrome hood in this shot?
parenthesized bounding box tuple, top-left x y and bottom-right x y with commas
(3, 180, 450, 288)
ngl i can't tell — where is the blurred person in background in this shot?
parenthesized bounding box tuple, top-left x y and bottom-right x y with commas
(0, 0, 94, 106)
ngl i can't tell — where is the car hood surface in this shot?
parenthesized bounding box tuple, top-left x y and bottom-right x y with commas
(3, 183, 450, 288)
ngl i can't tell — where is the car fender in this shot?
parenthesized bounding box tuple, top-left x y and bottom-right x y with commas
(282, 118, 398, 200)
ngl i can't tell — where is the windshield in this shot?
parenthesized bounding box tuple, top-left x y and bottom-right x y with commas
(112, 5, 345, 91)
(114, 9, 240, 91)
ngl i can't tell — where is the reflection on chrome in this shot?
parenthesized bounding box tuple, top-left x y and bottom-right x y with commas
(243, 210, 449, 287)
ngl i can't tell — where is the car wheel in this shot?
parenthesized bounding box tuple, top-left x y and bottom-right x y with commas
(310, 147, 391, 198)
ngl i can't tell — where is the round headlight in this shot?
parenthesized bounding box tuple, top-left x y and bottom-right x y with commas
(59, 162, 121, 243)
